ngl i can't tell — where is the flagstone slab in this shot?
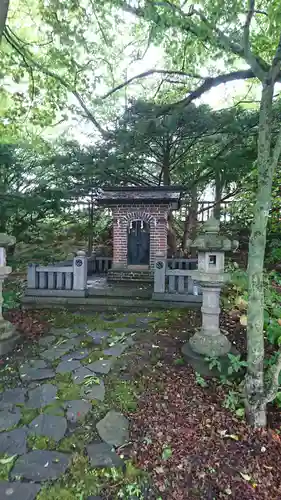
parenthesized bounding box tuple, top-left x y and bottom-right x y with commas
(103, 343, 128, 357)
(72, 366, 93, 384)
(26, 384, 57, 409)
(60, 330, 79, 339)
(56, 359, 81, 374)
(80, 379, 105, 402)
(0, 407, 21, 432)
(38, 335, 56, 347)
(49, 328, 78, 338)
(0, 428, 27, 456)
(0, 481, 41, 500)
(11, 450, 71, 482)
(63, 400, 91, 423)
(86, 359, 114, 375)
(135, 316, 158, 325)
(28, 414, 67, 442)
(87, 331, 110, 345)
(96, 410, 129, 447)
(1, 388, 26, 406)
(99, 313, 131, 323)
(40, 341, 79, 361)
(61, 348, 90, 361)
(20, 367, 55, 382)
(20, 360, 47, 370)
(86, 441, 124, 468)
(113, 327, 136, 335)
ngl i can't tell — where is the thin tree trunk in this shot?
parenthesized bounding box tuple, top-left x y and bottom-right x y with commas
(87, 197, 94, 256)
(245, 83, 275, 427)
(0, 0, 9, 41)
(213, 170, 222, 220)
(183, 186, 198, 255)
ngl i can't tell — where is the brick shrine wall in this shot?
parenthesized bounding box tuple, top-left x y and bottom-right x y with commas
(112, 203, 168, 269)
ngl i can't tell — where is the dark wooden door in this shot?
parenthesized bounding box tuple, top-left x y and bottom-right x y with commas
(127, 220, 150, 265)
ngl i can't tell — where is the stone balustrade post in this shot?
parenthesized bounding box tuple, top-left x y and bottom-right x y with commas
(153, 259, 166, 294)
(73, 251, 88, 291)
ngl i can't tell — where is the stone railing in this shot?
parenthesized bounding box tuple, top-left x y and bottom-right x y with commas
(53, 255, 112, 276)
(26, 251, 88, 297)
(88, 256, 112, 275)
(153, 258, 202, 302)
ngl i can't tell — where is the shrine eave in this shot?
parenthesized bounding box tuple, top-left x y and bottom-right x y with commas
(97, 186, 183, 207)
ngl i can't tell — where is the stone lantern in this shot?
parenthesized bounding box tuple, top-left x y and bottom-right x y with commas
(0, 233, 19, 354)
(182, 217, 239, 375)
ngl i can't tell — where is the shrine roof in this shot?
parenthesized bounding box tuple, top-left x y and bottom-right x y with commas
(97, 186, 183, 207)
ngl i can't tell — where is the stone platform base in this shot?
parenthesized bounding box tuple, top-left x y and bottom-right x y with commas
(107, 268, 153, 283)
(22, 295, 201, 312)
(182, 341, 239, 378)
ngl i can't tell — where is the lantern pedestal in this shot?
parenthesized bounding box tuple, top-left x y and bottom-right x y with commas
(182, 341, 238, 377)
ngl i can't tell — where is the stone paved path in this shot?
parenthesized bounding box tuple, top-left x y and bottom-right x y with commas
(0, 313, 158, 499)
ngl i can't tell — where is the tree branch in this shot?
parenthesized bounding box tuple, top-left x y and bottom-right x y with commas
(160, 69, 259, 113)
(242, 0, 266, 80)
(101, 68, 203, 99)
(243, 0, 255, 55)
(4, 27, 109, 138)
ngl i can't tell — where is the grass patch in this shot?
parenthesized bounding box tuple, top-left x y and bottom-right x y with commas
(57, 381, 80, 401)
(0, 454, 17, 480)
(19, 407, 39, 425)
(49, 310, 101, 330)
(81, 348, 109, 365)
(105, 379, 139, 413)
(58, 433, 88, 453)
(37, 454, 105, 499)
(27, 434, 57, 450)
(37, 485, 76, 500)
(43, 403, 65, 416)
(54, 372, 81, 401)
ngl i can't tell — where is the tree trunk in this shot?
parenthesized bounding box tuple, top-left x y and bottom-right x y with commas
(167, 211, 177, 256)
(213, 170, 222, 220)
(245, 82, 276, 427)
(183, 186, 198, 255)
(87, 197, 94, 256)
(0, 0, 9, 41)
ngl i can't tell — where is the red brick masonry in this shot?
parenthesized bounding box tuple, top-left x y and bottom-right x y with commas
(112, 203, 169, 269)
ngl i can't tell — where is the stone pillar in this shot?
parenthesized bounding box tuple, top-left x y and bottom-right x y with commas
(73, 251, 88, 291)
(153, 258, 166, 294)
(182, 217, 238, 376)
(0, 233, 19, 355)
